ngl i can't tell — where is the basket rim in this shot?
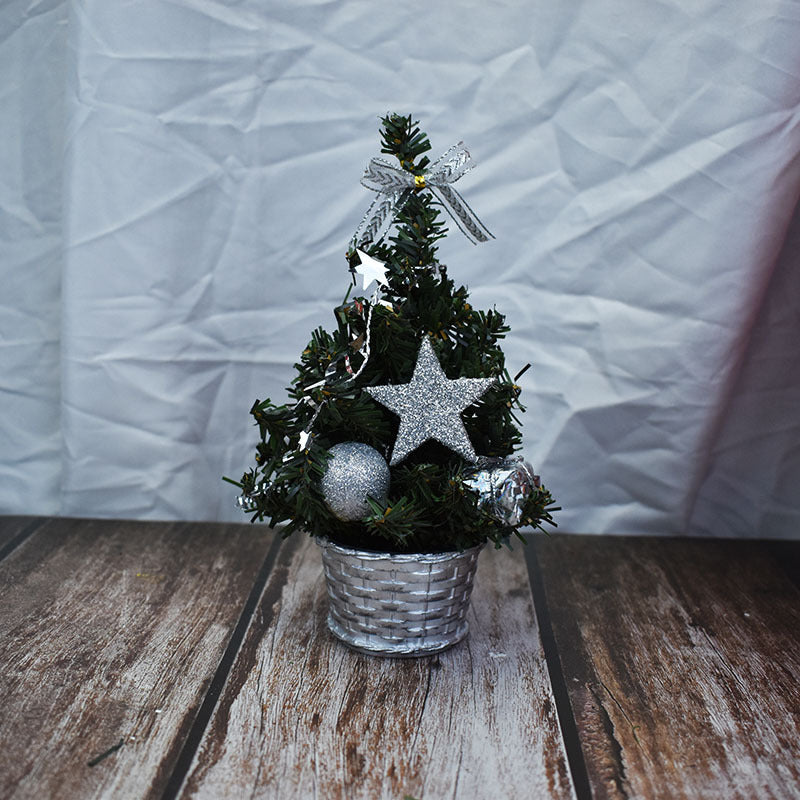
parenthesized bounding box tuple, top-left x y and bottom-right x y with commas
(314, 536, 484, 564)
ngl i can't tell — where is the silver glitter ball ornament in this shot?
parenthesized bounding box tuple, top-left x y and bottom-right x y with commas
(464, 456, 540, 527)
(320, 442, 391, 521)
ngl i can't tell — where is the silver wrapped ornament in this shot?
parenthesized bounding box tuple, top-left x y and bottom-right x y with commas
(321, 442, 391, 521)
(464, 456, 540, 527)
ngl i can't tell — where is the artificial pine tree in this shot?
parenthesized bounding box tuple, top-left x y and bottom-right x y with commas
(228, 114, 556, 554)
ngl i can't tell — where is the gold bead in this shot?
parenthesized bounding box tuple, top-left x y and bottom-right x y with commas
(414, 174, 426, 189)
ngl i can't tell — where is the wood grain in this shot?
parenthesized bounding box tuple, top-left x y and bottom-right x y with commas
(0, 516, 42, 556)
(0, 517, 274, 800)
(179, 535, 576, 800)
(534, 535, 800, 800)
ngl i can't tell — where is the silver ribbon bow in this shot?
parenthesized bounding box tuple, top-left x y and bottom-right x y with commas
(352, 142, 494, 249)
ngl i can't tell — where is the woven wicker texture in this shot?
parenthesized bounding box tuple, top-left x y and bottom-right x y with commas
(317, 539, 482, 656)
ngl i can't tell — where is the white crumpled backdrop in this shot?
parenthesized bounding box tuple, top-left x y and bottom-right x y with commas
(2, 0, 799, 537)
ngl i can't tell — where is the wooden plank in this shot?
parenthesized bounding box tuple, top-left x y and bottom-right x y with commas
(764, 540, 800, 590)
(178, 536, 576, 800)
(534, 535, 800, 800)
(0, 516, 43, 557)
(0, 516, 275, 800)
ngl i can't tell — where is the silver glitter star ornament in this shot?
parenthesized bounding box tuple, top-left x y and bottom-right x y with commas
(365, 337, 496, 466)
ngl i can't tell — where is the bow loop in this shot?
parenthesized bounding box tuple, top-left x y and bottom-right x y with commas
(426, 141, 473, 184)
(360, 158, 411, 194)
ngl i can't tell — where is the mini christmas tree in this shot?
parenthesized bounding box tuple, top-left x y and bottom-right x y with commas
(228, 114, 557, 554)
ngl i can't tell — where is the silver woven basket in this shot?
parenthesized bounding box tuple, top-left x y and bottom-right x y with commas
(316, 538, 483, 657)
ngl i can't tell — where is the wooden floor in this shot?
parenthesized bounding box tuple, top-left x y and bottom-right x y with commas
(0, 517, 798, 799)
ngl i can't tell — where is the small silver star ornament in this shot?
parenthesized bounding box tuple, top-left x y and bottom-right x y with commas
(365, 337, 495, 465)
(354, 249, 389, 291)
